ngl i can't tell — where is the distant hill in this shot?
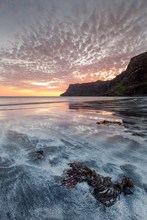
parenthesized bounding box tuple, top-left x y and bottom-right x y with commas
(61, 52, 147, 96)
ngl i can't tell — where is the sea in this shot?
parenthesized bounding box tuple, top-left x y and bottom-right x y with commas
(0, 96, 147, 220)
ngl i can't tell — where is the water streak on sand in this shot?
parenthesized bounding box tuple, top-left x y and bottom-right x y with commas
(0, 97, 147, 220)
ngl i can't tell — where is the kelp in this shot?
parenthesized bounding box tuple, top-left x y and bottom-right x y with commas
(61, 162, 134, 207)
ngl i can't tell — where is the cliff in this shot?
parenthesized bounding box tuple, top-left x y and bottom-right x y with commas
(61, 52, 147, 96)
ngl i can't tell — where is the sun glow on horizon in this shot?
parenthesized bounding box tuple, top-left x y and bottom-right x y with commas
(0, 66, 126, 96)
(0, 86, 63, 96)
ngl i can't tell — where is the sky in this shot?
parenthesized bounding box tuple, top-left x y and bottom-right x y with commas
(0, 0, 147, 96)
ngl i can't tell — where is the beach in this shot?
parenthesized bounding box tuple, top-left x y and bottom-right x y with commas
(0, 96, 147, 220)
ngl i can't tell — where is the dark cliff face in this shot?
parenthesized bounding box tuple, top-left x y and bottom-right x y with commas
(61, 81, 110, 96)
(61, 52, 147, 96)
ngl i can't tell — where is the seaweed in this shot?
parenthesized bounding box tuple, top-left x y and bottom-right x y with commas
(61, 162, 134, 207)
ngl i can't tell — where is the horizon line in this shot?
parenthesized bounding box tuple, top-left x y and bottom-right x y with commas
(0, 96, 60, 98)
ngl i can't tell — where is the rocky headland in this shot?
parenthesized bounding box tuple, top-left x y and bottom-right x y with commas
(61, 52, 147, 96)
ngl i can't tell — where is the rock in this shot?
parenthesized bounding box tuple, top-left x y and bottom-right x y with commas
(29, 149, 44, 160)
(35, 150, 44, 159)
(96, 120, 123, 126)
(35, 150, 44, 155)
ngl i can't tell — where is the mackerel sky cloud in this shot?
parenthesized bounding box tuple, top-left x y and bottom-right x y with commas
(0, 0, 147, 95)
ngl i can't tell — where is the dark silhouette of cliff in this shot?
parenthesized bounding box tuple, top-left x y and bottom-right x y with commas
(61, 52, 147, 96)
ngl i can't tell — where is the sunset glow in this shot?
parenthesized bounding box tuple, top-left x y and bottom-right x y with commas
(0, 85, 62, 97)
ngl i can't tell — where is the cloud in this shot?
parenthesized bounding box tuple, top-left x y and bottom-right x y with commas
(0, 0, 147, 94)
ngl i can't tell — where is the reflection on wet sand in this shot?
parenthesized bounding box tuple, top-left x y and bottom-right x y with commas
(69, 97, 147, 138)
(0, 97, 146, 220)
